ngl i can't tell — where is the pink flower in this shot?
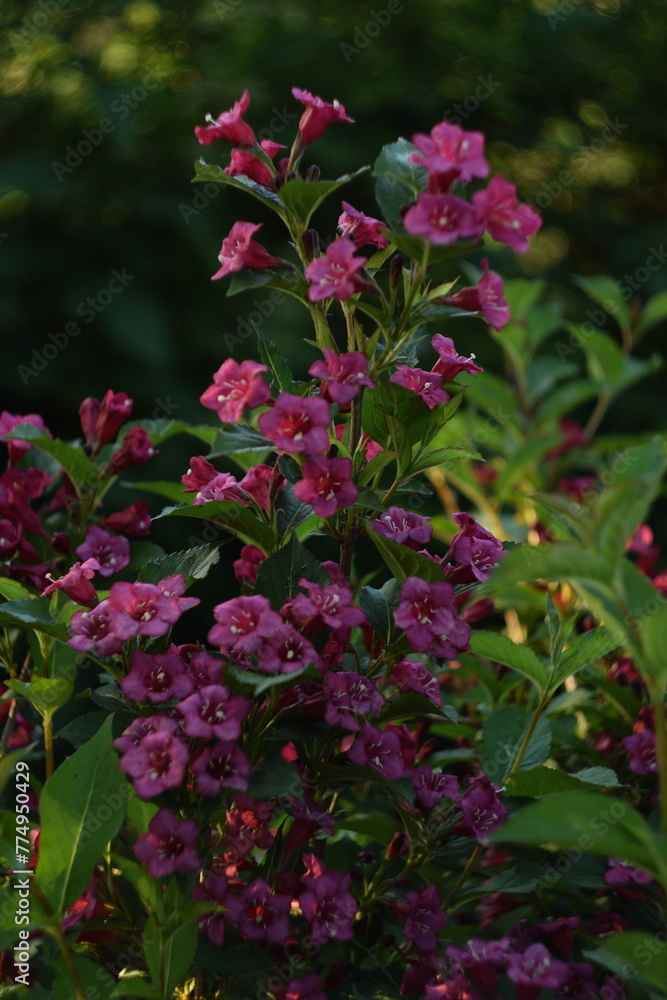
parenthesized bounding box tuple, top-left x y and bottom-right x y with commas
(258, 393, 331, 455)
(119, 729, 189, 798)
(193, 472, 245, 505)
(233, 544, 266, 585)
(190, 741, 252, 796)
(42, 558, 100, 607)
(75, 525, 131, 578)
(85, 390, 133, 447)
(347, 722, 405, 779)
(292, 87, 354, 147)
(195, 90, 256, 147)
(101, 501, 152, 536)
(389, 366, 450, 409)
(623, 728, 657, 774)
(134, 808, 200, 878)
(177, 684, 250, 741)
(304, 238, 370, 302)
(604, 858, 653, 886)
(410, 122, 489, 192)
(181, 456, 218, 493)
(441, 258, 511, 330)
(505, 944, 569, 1000)
(226, 795, 275, 854)
(299, 854, 357, 946)
(209, 595, 282, 655)
(403, 193, 482, 245)
(395, 884, 447, 952)
(308, 349, 374, 405)
(293, 455, 357, 517)
(323, 671, 383, 731)
(212, 222, 280, 281)
(459, 772, 508, 843)
(108, 427, 157, 476)
(289, 579, 366, 633)
(338, 201, 388, 249)
(408, 767, 459, 811)
(225, 139, 284, 188)
(0, 518, 22, 557)
(121, 651, 193, 703)
(0, 412, 51, 466)
(113, 715, 180, 754)
(388, 659, 441, 706)
(107, 577, 198, 639)
(200, 359, 271, 423)
(282, 975, 327, 1000)
(370, 507, 433, 550)
(237, 878, 292, 945)
(239, 463, 279, 511)
(255, 624, 322, 674)
(68, 599, 124, 656)
(444, 512, 505, 583)
(473, 175, 542, 252)
(431, 335, 483, 379)
(394, 577, 471, 659)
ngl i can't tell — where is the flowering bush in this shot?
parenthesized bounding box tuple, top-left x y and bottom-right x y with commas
(1, 86, 667, 1000)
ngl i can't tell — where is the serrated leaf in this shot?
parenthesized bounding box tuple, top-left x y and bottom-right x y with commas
(373, 138, 426, 229)
(208, 424, 272, 457)
(361, 381, 432, 447)
(359, 579, 401, 643)
(6, 678, 72, 715)
(549, 626, 618, 690)
(0, 579, 34, 601)
(154, 501, 275, 553)
(137, 542, 220, 586)
(35, 716, 130, 914)
(279, 168, 368, 228)
(470, 631, 548, 692)
(257, 328, 294, 392)
(254, 532, 330, 609)
(409, 445, 481, 476)
(3, 425, 101, 498)
(505, 765, 619, 798)
(367, 526, 445, 584)
(572, 766, 620, 787)
(0, 597, 68, 640)
(193, 158, 283, 209)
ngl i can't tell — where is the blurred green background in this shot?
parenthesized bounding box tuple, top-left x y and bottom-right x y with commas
(2, 0, 666, 439)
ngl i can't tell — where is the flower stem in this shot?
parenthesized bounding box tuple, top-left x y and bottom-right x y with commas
(443, 844, 482, 910)
(505, 693, 548, 782)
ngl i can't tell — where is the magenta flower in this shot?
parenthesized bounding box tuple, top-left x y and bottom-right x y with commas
(67, 599, 124, 656)
(289, 579, 366, 633)
(108, 427, 157, 476)
(107, 579, 194, 639)
(226, 794, 276, 854)
(473, 175, 542, 252)
(394, 577, 471, 659)
(347, 722, 405, 779)
(0, 518, 22, 557)
(237, 878, 292, 945)
(338, 201, 388, 249)
(42, 558, 100, 607)
(193, 874, 245, 947)
(258, 393, 331, 455)
(387, 659, 441, 706)
(425, 977, 482, 1000)
(239, 463, 279, 511)
(444, 512, 505, 583)
(119, 729, 189, 798)
(304, 238, 370, 302)
(209, 595, 283, 655)
(308, 349, 374, 405)
(195, 90, 256, 147)
(212, 222, 280, 281)
(505, 944, 569, 999)
(113, 714, 181, 754)
(233, 544, 266, 585)
(0, 412, 51, 466)
(80, 390, 133, 448)
(389, 366, 450, 410)
(200, 359, 271, 423)
(134, 808, 200, 878)
(410, 121, 489, 192)
(193, 472, 245, 505)
(395, 884, 447, 952)
(446, 937, 510, 997)
(370, 507, 433, 550)
(283, 975, 327, 1000)
(403, 193, 482, 245)
(441, 258, 511, 330)
(408, 767, 459, 811)
(101, 501, 152, 536)
(190, 741, 252, 797)
(299, 853, 357, 946)
(225, 139, 284, 188)
(459, 773, 508, 843)
(323, 671, 383, 731)
(121, 651, 193, 703)
(187, 650, 224, 687)
(623, 728, 657, 774)
(181, 455, 218, 493)
(293, 455, 357, 517)
(177, 684, 250, 741)
(255, 624, 322, 674)
(75, 525, 130, 578)
(604, 857, 653, 886)
(431, 335, 483, 379)
(292, 87, 354, 147)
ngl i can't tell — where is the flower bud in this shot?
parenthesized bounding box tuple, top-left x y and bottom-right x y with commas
(389, 253, 406, 290)
(302, 228, 321, 260)
(386, 831, 409, 859)
(306, 164, 321, 182)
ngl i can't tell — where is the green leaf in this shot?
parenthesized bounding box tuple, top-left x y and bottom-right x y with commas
(155, 501, 275, 553)
(585, 932, 667, 994)
(573, 766, 620, 787)
(470, 631, 548, 692)
(639, 290, 667, 337)
(208, 424, 272, 457)
(130, 480, 192, 504)
(494, 435, 562, 497)
(352, 486, 387, 513)
(257, 329, 294, 392)
(481, 543, 615, 595)
(505, 765, 619, 798)
(54, 953, 115, 1000)
(0, 579, 34, 601)
(373, 138, 426, 229)
(536, 379, 601, 422)
(111, 974, 160, 998)
(6, 678, 72, 716)
(367, 526, 445, 584)
(56, 711, 112, 748)
(409, 445, 482, 477)
(125, 418, 215, 447)
(254, 532, 330, 609)
(549, 626, 618, 690)
(137, 542, 220, 586)
(193, 158, 283, 210)
(359, 579, 402, 643)
(492, 792, 667, 884)
(246, 750, 303, 802)
(35, 715, 130, 914)
(379, 692, 457, 725)
(481, 706, 552, 783)
(163, 911, 200, 996)
(279, 168, 368, 228)
(362, 380, 433, 447)
(3, 425, 101, 498)
(0, 747, 34, 798)
(574, 274, 630, 333)
(0, 597, 68, 640)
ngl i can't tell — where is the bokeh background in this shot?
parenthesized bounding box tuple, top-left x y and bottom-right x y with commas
(2, 0, 666, 466)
